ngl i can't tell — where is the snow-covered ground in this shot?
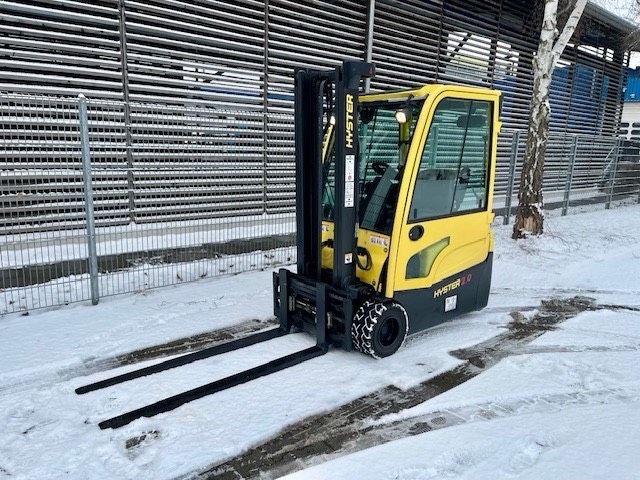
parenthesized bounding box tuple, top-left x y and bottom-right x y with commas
(284, 309, 640, 480)
(0, 205, 639, 479)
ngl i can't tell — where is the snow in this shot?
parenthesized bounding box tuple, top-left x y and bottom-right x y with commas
(0, 204, 639, 479)
(492, 203, 640, 295)
(285, 404, 640, 480)
(284, 312, 640, 480)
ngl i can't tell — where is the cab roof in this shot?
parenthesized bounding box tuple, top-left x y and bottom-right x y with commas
(360, 84, 501, 103)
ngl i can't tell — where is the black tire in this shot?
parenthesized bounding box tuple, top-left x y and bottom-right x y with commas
(352, 299, 409, 358)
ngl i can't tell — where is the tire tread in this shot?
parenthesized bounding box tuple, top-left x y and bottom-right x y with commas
(351, 299, 408, 359)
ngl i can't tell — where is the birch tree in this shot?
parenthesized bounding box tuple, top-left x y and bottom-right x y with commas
(512, 0, 587, 239)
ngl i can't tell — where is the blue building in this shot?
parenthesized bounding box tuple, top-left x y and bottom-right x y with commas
(621, 67, 640, 138)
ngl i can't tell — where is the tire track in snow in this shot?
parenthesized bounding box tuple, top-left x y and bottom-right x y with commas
(323, 386, 639, 479)
(194, 296, 613, 480)
(492, 286, 640, 301)
(509, 344, 640, 355)
(363, 386, 640, 442)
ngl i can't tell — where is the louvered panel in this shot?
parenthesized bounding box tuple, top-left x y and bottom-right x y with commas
(124, 0, 265, 109)
(121, 0, 270, 220)
(264, 0, 367, 214)
(125, 101, 268, 223)
(0, 1, 127, 233)
(494, 22, 537, 131)
(549, 58, 574, 132)
(266, 0, 366, 110)
(0, 94, 130, 233)
(370, 0, 443, 91)
(499, 1, 546, 132)
(0, 0, 122, 99)
(602, 50, 628, 136)
(0, 0, 633, 235)
(264, 111, 295, 213)
(437, 1, 501, 87)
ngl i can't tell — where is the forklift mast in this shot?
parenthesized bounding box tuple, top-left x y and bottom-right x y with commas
(294, 61, 375, 288)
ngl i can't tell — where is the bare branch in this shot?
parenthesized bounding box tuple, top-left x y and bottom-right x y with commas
(551, 0, 587, 64)
(625, 28, 640, 49)
(557, 0, 577, 21)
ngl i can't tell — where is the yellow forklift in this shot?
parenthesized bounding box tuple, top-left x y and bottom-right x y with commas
(78, 60, 501, 429)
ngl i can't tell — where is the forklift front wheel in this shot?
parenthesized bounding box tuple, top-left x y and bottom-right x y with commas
(352, 300, 409, 359)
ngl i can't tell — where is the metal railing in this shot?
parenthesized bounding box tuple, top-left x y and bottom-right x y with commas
(497, 129, 640, 221)
(1, 94, 639, 314)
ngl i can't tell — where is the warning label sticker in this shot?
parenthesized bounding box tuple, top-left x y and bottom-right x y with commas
(345, 154, 355, 207)
(345, 154, 355, 182)
(345, 182, 354, 207)
(445, 295, 457, 312)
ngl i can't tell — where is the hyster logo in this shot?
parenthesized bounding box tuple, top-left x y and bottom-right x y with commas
(433, 273, 472, 298)
(345, 93, 354, 149)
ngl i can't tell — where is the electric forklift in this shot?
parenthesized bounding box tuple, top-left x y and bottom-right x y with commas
(275, 60, 500, 358)
(78, 60, 501, 429)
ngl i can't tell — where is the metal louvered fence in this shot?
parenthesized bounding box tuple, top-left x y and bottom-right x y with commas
(1, 0, 631, 133)
(0, 94, 296, 313)
(2, 93, 640, 314)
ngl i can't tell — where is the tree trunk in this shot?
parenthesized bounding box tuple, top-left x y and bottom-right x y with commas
(512, 61, 552, 238)
(512, 0, 587, 240)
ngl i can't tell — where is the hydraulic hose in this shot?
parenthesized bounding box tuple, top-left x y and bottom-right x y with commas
(356, 246, 372, 271)
(321, 240, 372, 272)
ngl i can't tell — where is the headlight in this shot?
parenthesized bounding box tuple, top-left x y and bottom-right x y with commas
(395, 108, 410, 124)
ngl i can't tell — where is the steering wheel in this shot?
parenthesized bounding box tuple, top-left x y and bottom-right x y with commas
(458, 166, 471, 184)
(372, 161, 388, 176)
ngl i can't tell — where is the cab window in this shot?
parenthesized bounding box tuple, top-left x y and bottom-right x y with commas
(322, 99, 423, 234)
(409, 98, 491, 222)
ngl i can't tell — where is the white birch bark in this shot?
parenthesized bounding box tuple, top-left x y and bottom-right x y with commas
(513, 0, 587, 239)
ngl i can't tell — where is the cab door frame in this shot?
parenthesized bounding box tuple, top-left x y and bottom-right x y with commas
(385, 86, 501, 299)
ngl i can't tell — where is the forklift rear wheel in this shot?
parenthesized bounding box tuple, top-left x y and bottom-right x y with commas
(352, 300, 409, 358)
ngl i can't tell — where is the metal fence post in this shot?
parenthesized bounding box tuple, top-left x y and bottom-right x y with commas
(503, 130, 520, 225)
(262, 0, 270, 214)
(562, 134, 578, 216)
(117, 0, 136, 222)
(364, 0, 375, 93)
(605, 137, 621, 210)
(78, 94, 100, 305)
(636, 141, 640, 205)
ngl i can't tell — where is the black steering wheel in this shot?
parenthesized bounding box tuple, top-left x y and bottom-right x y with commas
(371, 161, 388, 176)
